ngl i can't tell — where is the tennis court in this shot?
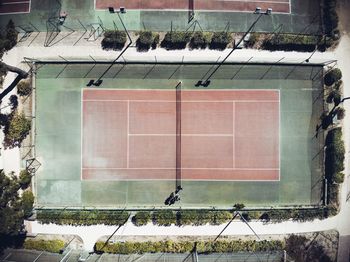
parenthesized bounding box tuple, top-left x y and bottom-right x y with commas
(95, 0, 290, 13)
(82, 89, 279, 181)
(0, 0, 31, 14)
(33, 63, 324, 208)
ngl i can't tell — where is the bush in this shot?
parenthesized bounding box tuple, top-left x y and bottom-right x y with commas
(336, 107, 345, 120)
(21, 191, 34, 218)
(24, 239, 65, 253)
(101, 30, 127, 50)
(233, 203, 245, 210)
(152, 33, 160, 49)
(136, 31, 154, 51)
(189, 31, 210, 49)
(95, 239, 284, 254)
(245, 32, 259, 48)
(161, 31, 191, 50)
(152, 210, 176, 226)
(4, 111, 31, 148)
(37, 210, 129, 226)
(131, 211, 151, 226)
(325, 128, 345, 183)
(210, 32, 232, 50)
(19, 170, 32, 190)
(334, 172, 344, 184)
(262, 34, 319, 52)
(17, 80, 31, 96)
(324, 68, 342, 86)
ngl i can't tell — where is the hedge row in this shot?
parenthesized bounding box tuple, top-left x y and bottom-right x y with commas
(95, 239, 284, 254)
(241, 208, 329, 223)
(262, 34, 319, 52)
(101, 30, 233, 51)
(37, 210, 129, 226)
(325, 128, 345, 184)
(132, 210, 233, 226)
(132, 207, 331, 226)
(24, 239, 65, 253)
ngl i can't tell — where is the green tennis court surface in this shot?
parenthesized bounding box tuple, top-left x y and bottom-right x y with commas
(34, 63, 323, 208)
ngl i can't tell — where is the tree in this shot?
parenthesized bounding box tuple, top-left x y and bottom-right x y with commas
(21, 191, 34, 218)
(0, 170, 33, 252)
(5, 19, 18, 50)
(17, 80, 32, 96)
(210, 32, 232, 50)
(4, 111, 31, 148)
(324, 68, 342, 86)
(19, 170, 32, 190)
(136, 31, 154, 51)
(101, 30, 127, 51)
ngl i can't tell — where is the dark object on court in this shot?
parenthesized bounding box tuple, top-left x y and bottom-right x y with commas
(108, 7, 115, 13)
(164, 192, 175, 205)
(120, 7, 126, 13)
(195, 80, 202, 87)
(86, 80, 94, 87)
(175, 185, 183, 194)
(93, 79, 103, 86)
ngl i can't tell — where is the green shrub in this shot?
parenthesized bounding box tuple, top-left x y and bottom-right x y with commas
(334, 172, 344, 184)
(19, 170, 32, 190)
(161, 31, 191, 49)
(152, 33, 160, 49)
(189, 31, 210, 49)
(4, 111, 31, 148)
(324, 68, 342, 86)
(37, 210, 129, 226)
(21, 191, 34, 218)
(136, 31, 154, 51)
(101, 30, 127, 50)
(17, 80, 31, 96)
(152, 210, 176, 226)
(291, 208, 325, 222)
(233, 203, 245, 210)
(210, 32, 232, 50)
(132, 211, 151, 226)
(262, 34, 319, 52)
(328, 183, 340, 207)
(24, 239, 65, 253)
(325, 128, 345, 183)
(336, 107, 345, 120)
(245, 32, 259, 48)
(95, 239, 284, 254)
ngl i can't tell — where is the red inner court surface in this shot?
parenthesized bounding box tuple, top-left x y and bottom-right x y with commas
(0, 0, 30, 14)
(96, 0, 290, 13)
(82, 89, 279, 181)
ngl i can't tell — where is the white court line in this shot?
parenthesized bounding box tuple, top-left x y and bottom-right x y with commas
(1, 1, 30, 4)
(129, 134, 234, 136)
(127, 100, 130, 168)
(232, 101, 235, 168)
(82, 167, 280, 170)
(83, 99, 279, 103)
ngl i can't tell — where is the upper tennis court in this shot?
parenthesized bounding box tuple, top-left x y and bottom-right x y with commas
(95, 0, 291, 13)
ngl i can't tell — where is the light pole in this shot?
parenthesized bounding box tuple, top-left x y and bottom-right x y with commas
(197, 7, 272, 87)
(88, 8, 132, 87)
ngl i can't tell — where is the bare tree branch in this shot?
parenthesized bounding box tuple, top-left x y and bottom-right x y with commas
(0, 62, 28, 103)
